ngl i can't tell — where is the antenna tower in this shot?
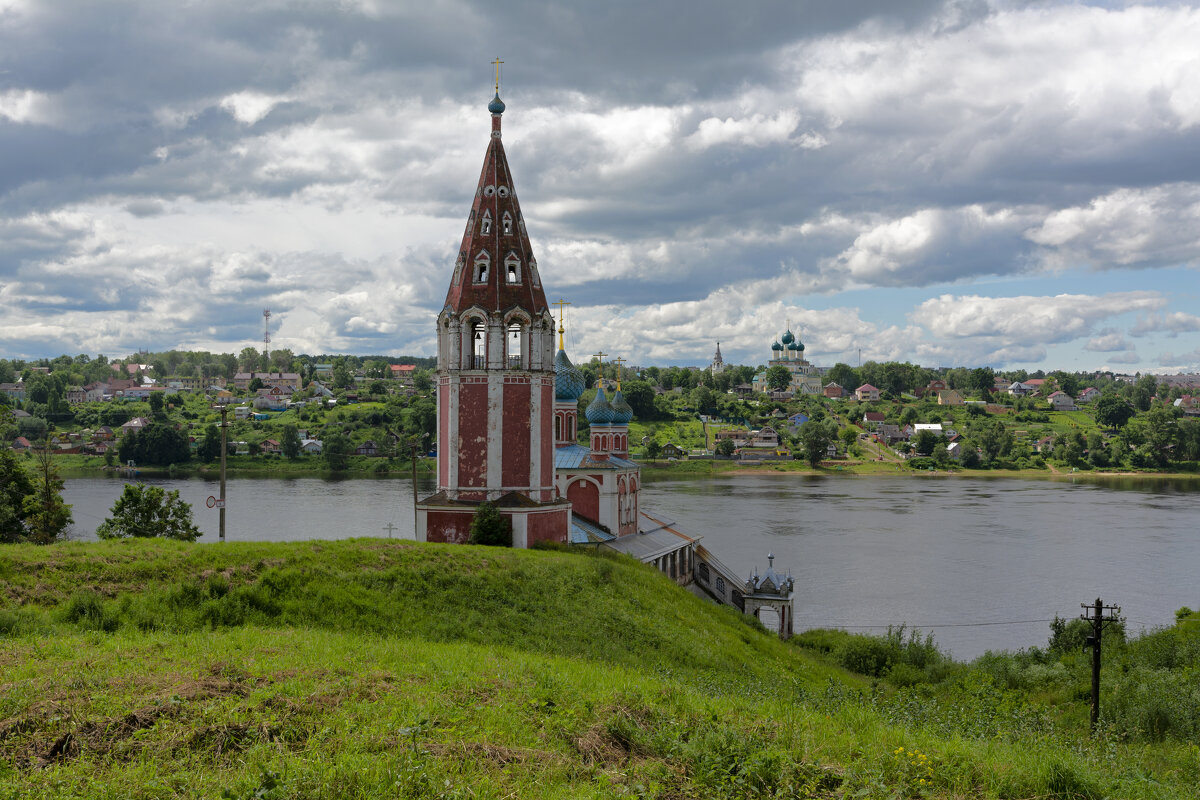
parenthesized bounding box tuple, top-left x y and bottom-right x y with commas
(263, 309, 272, 362)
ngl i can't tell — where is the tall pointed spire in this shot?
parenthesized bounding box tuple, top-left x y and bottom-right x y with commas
(443, 77, 546, 316)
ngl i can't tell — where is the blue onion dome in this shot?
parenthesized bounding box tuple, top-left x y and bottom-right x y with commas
(554, 349, 585, 401)
(585, 385, 616, 424)
(787, 341, 800, 351)
(488, 92, 506, 114)
(771, 341, 783, 351)
(609, 389, 633, 424)
(781, 329, 794, 345)
(797, 340, 805, 352)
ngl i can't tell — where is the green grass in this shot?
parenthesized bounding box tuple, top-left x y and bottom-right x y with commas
(3, 539, 1199, 798)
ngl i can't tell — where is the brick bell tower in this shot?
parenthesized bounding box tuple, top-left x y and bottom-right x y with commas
(415, 79, 571, 547)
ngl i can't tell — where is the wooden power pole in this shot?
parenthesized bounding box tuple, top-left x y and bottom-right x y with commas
(214, 403, 229, 543)
(1081, 597, 1121, 733)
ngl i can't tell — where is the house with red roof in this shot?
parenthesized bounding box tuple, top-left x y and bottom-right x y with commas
(855, 383, 880, 402)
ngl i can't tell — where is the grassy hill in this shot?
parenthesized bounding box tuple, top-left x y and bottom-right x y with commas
(2, 540, 1197, 799)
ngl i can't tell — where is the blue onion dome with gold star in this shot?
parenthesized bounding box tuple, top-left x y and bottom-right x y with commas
(771, 341, 783, 352)
(488, 92, 505, 114)
(787, 340, 801, 352)
(610, 389, 633, 424)
(586, 385, 616, 424)
(554, 349, 585, 401)
(781, 329, 794, 345)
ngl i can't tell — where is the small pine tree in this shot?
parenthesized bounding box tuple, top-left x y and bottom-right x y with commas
(468, 501, 511, 547)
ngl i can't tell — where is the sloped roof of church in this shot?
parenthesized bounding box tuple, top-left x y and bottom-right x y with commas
(554, 444, 638, 470)
(444, 94, 549, 316)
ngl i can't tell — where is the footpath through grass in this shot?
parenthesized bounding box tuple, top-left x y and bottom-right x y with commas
(2, 539, 1198, 799)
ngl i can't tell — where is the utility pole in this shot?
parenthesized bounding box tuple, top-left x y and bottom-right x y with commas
(1081, 597, 1121, 733)
(214, 402, 229, 543)
(410, 440, 421, 537)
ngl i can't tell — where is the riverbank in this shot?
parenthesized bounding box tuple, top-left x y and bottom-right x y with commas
(637, 457, 1200, 483)
(54, 453, 438, 479)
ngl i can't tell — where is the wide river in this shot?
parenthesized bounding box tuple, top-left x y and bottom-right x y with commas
(62, 472, 1198, 659)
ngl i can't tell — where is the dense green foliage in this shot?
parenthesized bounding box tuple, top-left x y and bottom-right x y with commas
(95, 483, 201, 541)
(468, 501, 511, 547)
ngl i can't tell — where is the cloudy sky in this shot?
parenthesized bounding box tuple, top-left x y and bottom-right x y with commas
(3, 0, 1200, 373)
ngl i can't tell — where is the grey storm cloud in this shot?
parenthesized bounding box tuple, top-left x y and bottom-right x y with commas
(2, 0, 1199, 367)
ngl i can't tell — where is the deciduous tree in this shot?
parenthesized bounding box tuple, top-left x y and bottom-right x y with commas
(280, 424, 302, 460)
(22, 445, 72, 544)
(0, 449, 34, 543)
(798, 420, 836, 467)
(95, 483, 200, 541)
(765, 365, 791, 393)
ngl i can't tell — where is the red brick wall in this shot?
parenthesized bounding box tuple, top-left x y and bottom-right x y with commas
(425, 509, 475, 544)
(457, 381, 487, 489)
(526, 508, 569, 546)
(567, 478, 599, 524)
(502, 381, 531, 488)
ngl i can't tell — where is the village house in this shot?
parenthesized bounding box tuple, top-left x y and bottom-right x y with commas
(0, 383, 26, 403)
(923, 378, 948, 395)
(120, 417, 150, 435)
(252, 386, 291, 411)
(1047, 391, 1076, 411)
(749, 426, 781, 448)
(1077, 387, 1101, 403)
(354, 440, 379, 457)
(936, 389, 965, 406)
(876, 423, 903, 444)
(65, 387, 86, 405)
(714, 428, 750, 447)
(660, 443, 685, 459)
(823, 382, 844, 399)
(260, 439, 281, 456)
(231, 372, 303, 392)
(83, 382, 108, 402)
(388, 364, 418, 384)
(855, 383, 880, 401)
(862, 411, 886, 429)
(1008, 381, 1034, 397)
(301, 439, 323, 454)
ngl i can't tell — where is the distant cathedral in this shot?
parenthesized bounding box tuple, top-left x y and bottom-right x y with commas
(414, 83, 694, 571)
(752, 328, 823, 396)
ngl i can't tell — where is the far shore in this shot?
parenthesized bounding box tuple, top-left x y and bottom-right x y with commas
(52, 454, 1199, 484)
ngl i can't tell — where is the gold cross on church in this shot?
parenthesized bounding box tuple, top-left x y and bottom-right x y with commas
(613, 356, 626, 390)
(552, 299, 570, 349)
(492, 57, 504, 92)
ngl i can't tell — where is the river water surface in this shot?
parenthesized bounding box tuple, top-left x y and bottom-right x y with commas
(62, 472, 1199, 659)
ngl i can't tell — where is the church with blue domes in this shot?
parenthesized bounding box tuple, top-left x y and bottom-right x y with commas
(752, 327, 823, 396)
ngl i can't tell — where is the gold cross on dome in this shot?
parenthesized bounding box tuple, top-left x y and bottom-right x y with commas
(492, 58, 504, 92)
(593, 351, 607, 368)
(613, 357, 626, 391)
(552, 299, 570, 349)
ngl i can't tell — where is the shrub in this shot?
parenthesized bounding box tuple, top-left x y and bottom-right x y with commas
(468, 501, 511, 547)
(60, 590, 118, 632)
